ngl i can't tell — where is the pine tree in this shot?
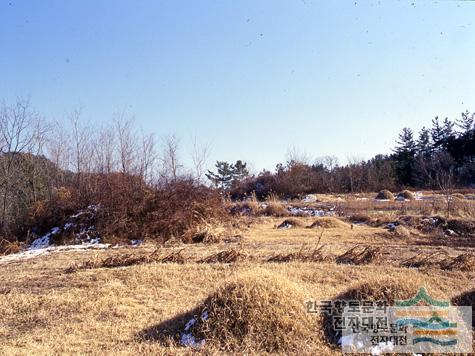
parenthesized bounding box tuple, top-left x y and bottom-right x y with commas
(416, 126, 432, 159)
(206, 161, 235, 191)
(431, 116, 444, 151)
(393, 128, 417, 186)
(232, 160, 249, 182)
(456, 110, 474, 133)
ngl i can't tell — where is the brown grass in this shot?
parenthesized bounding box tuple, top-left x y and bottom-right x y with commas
(180, 270, 315, 352)
(0, 239, 21, 256)
(308, 217, 349, 229)
(336, 245, 383, 265)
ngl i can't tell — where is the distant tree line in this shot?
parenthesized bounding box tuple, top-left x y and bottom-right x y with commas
(207, 112, 474, 199)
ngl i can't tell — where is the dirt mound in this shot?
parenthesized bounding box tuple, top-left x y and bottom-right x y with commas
(396, 190, 415, 200)
(452, 289, 475, 329)
(375, 189, 394, 200)
(180, 270, 314, 352)
(277, 218, 305, 229)
(308, 217, 349, 229)
(322, 277, 445, 345)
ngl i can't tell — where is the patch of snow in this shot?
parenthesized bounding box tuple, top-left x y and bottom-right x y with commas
(0, 243, 110, 265)
(180, 311, 208, 349)
(130, 239, 143, 246)
(64, 223, 75, 230)
(51, 227, 61, 234)
(29, 234, 51, 250)
(302, 194, 317, 203)
(386, 223, 398, 231)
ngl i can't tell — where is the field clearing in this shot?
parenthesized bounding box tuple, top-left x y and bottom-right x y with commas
(1, 211, 474, 355)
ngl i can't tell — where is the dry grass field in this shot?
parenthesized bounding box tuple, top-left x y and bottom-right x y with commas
(1, 193, 474, 355)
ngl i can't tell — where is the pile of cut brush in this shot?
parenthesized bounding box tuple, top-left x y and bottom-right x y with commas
(199, 248, 246, 264)
(401, 250, 475, 272)
(267, 244, 332, 263)
(336, 245, 383, 265)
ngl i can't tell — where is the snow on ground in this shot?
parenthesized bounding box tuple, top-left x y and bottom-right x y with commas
(0, 242, 110, 265)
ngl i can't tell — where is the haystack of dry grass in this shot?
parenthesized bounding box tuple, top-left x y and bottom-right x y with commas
(396, 190, 415, 200)
(392, 225, 411, 238)
(277, 218, 305, 229)
(336, 245, 382, 265)
(198, 248, 246, 264)
(375, 189, 394, 200)
(182, 270, 315, 352)
(308, 217, 349, 229)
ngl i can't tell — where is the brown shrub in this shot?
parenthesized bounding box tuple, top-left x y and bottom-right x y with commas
(347, 213, 372, 223)
(442, 253, 475, 272)
(446, 218, 475, 236)
(375, 189, 394, 200)
(183, 270, 314, 352)
(308, 217, 349, 229)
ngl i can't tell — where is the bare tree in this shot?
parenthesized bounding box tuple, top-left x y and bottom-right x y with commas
(159, 134, 182, 182)
(190, 135, 211, 183)
(114, 113, 138, 175)
(139, 132, 157, 184)
(0, 98, 47, 234)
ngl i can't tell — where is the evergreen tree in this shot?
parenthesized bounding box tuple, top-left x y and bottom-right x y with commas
(456, 110, 474, 133)
(431, 116, 444, 151)
(206, 161, 235, 191)
(393, 128, 416, 186)
(416, 126, 432, 159)
(233, 160, 249, 182)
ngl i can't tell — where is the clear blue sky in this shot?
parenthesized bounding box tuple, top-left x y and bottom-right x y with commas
(1, 0, 474, 172)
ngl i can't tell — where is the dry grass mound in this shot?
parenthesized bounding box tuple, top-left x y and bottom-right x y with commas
(322, 277, 445, 345)
(396, 190, 415, 200)
(182, 270, 314, 352)
(198, 249, 246, 264)
(277, 218, 305, 229)
(375, 189, 394, 200)
(308, 217, 349, 229)
(452, 193, 466, 200)
(452, 289, 475, 329)
(336, 245, 383, 265)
